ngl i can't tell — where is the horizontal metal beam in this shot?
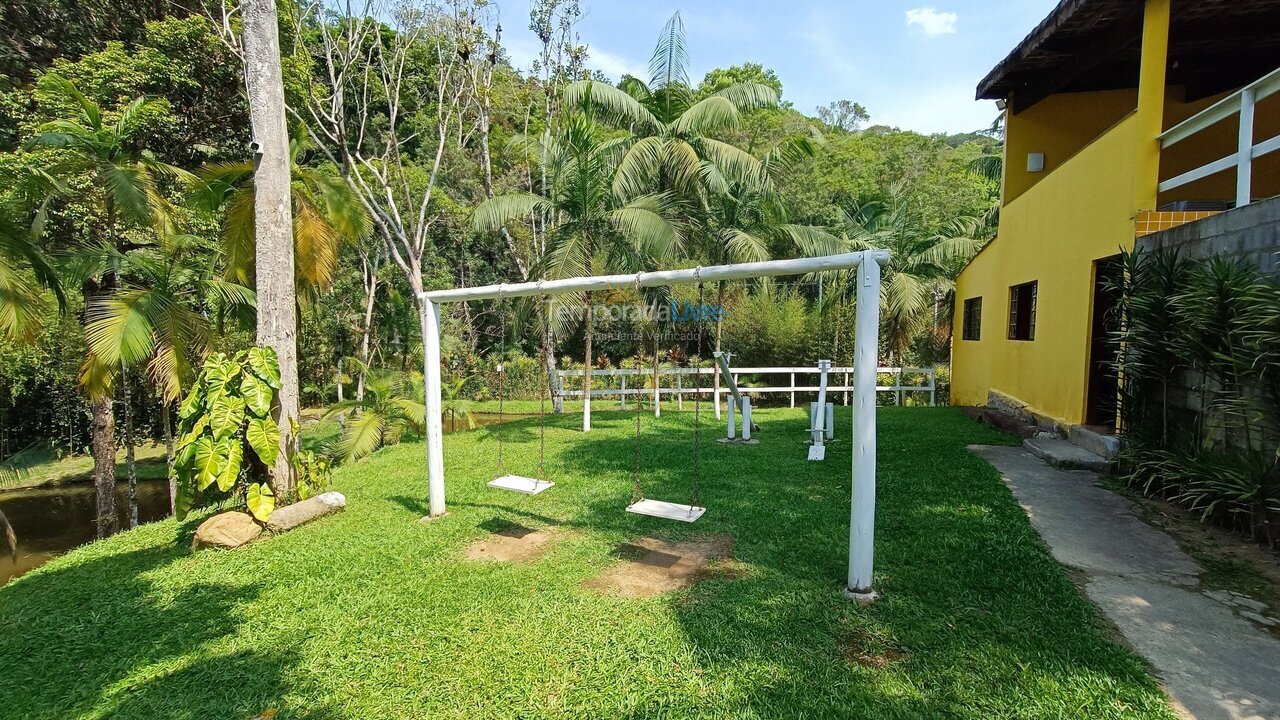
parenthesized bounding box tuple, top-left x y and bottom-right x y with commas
(420, 251, 888, 303)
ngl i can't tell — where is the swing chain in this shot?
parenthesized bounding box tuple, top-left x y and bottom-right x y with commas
(690, 271, 704, 511)
(496, 288, 505, 475)
(630, 272, 645, 505)
(537, 288, 549, 480)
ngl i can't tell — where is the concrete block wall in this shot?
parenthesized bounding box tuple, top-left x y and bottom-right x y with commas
(1134, 197, 1280, 450)
(1136, 196, 1280, 275)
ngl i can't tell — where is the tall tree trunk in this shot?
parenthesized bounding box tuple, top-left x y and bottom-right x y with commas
(356, 250, 379, 402)
(162, 399, 175, 516)
(336, 357, 344, 404)
(121, 366, 137, 529)
(581, 230, 594, 432)
(244, 0, 298, 501)
(90, 397, 118, 539)
(582, 291, 593, 431)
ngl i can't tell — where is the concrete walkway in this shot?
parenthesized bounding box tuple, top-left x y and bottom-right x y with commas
(971, 445, 1280, 720)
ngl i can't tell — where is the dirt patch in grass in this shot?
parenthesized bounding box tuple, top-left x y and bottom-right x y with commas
(464, 523, 558, 563)
(839, 628, 907, 669)
(582, 535, 735, 598)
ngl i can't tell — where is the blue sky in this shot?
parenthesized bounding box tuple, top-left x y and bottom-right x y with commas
(491, 0, 1060, 134)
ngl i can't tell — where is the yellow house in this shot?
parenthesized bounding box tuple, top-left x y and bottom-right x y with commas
(951, 0, 1280, 433)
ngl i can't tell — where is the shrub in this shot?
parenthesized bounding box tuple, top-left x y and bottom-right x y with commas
(1114, 248, 1280, 546)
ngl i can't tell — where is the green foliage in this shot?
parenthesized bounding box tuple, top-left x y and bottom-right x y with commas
(697, 63, 783, 101)
(172, 348, 284, 521)
(1116, 248, 1280, 546)
(324, 370, 426, 463)
(292, 448, 331, 501)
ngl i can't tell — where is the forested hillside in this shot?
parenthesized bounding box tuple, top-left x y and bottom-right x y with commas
(0, 0, 999, 458)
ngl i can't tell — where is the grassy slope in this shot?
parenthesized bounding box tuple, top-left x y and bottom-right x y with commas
(0, 408, 1174, 719)
(0, 443, 169, 490)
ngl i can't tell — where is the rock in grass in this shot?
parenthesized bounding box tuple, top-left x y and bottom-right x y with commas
(192, 511, 263, 551)
(266, 491, 346, 533)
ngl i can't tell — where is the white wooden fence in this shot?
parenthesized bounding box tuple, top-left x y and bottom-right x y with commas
(556, 365, 937, 407)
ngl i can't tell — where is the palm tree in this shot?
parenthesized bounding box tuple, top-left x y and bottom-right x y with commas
(823, 188, 987, 365)
(193, 137, 370, 298)
(562, 12, 778, 205)
(441, 377, 476, 432)
(82, 233, 256, 514)
(473, 111, 682, 432)
(26, 73, 191, 539)
(693, 134, 832, 394)
(324, 370, 426, 462)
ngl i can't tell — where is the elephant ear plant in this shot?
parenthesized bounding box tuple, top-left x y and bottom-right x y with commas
(173, 348, 328, 522)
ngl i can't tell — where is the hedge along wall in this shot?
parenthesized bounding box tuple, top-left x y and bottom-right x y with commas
(1119, 199, 1280, 546)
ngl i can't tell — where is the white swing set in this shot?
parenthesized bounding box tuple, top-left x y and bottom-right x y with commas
(418, 250, 888, 600)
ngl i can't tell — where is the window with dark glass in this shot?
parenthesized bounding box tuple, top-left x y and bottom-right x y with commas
(1008, 281, 1037, 341)
(962, 297, 982, 341)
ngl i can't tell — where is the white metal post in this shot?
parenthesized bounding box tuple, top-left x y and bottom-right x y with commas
(619, 373, 626, 409)
(741, 397, 752, 440)
(844, 371, 850, 406)
(848, 256, 882, 599)
(1238, 87, 1256, 208)
(813, 360, 831, 447)
(790, 372, 796, 408)
(422, 300, 446, 518)
(825, 403, 835, 441)
(726, 391, 736, 439)
(676, 371, 683, 410)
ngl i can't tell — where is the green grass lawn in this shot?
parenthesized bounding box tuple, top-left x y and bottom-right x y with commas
(0, 408, 1174, 719)
(0, 443, 169, 490)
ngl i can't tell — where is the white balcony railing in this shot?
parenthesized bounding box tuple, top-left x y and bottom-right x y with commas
(1158, 66, 1280, 207)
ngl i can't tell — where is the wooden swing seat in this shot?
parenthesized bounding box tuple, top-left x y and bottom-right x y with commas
(625, 498, 705, 523)
(488, 475, 555, 495)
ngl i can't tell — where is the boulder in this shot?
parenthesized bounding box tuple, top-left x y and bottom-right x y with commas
(266, 491, 346, 533)
(192, 511, 263, 551)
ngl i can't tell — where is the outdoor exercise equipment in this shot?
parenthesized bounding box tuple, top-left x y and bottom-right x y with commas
(419, 250, 888, 600)
(487, 289, 554, 496)
(625, 276, 706, 522)
(713, 351, 755, 444)
(807, 359, 834, 461)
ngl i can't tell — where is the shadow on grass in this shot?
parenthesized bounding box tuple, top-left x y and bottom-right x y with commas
(0, 542, 308, 719)
(462, 407, 1171, 717)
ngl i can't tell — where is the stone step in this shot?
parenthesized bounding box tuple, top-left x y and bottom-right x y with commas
(1024, 437, 1113, 472)
(1067, 424, 1121, 460)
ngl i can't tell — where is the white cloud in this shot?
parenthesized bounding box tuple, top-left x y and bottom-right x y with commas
(585, 46, 648, 83)
(905, 7, 958, 37)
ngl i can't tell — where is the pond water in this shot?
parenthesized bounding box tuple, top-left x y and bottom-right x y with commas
(1, 480, 174, 586)
(0, 412, 521, 588)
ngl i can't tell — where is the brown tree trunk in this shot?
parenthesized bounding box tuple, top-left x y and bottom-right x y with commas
(244, 0, 298, 501)
(121, 366, 137, 529)
(162, 400, 175, 516)
(90, 397, 118, 539)
(582, 289, 593, 431)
